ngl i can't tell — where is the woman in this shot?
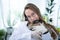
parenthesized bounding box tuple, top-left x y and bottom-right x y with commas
(24, 3, 59, 40)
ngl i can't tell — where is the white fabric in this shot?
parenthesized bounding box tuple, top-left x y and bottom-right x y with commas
(9, 21, 53, 40)
(9, 21, 31, 40)
(42, 32, 53, 40)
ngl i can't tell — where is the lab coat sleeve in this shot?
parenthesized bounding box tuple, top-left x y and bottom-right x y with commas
(9, 21, 31, 40)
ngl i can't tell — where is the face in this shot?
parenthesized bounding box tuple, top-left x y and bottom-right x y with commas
(25, 9, 39, 23)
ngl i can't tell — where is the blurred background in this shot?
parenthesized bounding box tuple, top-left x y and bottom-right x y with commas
(0, 0, 60, 40)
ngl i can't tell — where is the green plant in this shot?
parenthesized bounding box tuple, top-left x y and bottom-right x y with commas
(45, 0, 56, 23)
(0, 29, 6, 40)
(46, 0, 55, 14)
(56, 28, 60, 33)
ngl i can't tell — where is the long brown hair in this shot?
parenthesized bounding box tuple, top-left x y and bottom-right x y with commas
(24, 3, 44, 22)
(23, 3, 59, 40)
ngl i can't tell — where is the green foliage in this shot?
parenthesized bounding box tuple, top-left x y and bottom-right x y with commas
(0, 29, 6, 37)
(46, 0, 55, 14)
(45, 0, 56, 23)
(0, 29, 6, 40)
(56, 28, 60, 33)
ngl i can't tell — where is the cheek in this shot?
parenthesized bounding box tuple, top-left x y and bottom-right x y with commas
(28, 18, 33, 23)
(28, 18, 31, 21)
(35, 15, 39, 19)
